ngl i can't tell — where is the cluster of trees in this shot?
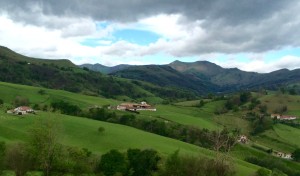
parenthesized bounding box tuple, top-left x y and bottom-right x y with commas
(0, 142, 237, 176)
(161, 150, 235, 176)
(50, 101, 82, 116)
(98, 149, 160, 176)
(245, 112, 273, 135)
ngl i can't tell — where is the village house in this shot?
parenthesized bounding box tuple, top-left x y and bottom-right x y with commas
(273, 151, 293, 160)
(117, 101, 156, 111)
(237, 135, 248, 144)
(7, 106, 35, 115)
(271, 114, 297, 120)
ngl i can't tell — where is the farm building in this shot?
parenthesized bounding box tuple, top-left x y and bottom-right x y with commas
(117, 101, 156, 111)
(237, 135, 248, 144)
(7, 106, 35, 115)
(273, 151, 292, 160)
(271, 114, 297, 120)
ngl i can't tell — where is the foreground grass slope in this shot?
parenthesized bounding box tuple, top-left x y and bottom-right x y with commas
(0, 111, 259, 175)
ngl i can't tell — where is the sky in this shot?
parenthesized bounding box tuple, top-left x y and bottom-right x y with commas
(1, 0, 300, 73)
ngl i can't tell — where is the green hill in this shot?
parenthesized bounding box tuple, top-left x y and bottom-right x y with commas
(80, 63, 132, 74)
(169, 60, 300, 92)
(0, 81, 261, 175)
(112, 65, 218, 94)
(0, 46, 197, 101)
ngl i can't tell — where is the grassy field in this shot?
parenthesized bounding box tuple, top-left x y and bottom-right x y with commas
(0, 81, 121, 109)
(139, 104, 221, 130)
(252, 124, 300, 153)
(5, 82, 300, 175)
(0, 110, 260, 175)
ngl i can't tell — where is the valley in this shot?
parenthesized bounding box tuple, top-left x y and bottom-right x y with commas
(1, 47, 300, 176)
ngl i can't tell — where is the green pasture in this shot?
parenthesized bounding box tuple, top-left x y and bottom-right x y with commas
(0, 111, 259, 175)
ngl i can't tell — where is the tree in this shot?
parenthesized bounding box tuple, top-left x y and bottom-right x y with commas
(288, 88, 297, 95)
(127, 149, 160, 176)
(98, 126, 105, 134)
(259, 105, 268, 114)
(28, 118, 61, 176)
(292, 148, 300, 162)
(99, 149, 127, 176)
(0, 142, 5, 173)
(38, 89, 46, 95)
(240, 92, 251, 104)
(280, 87, 286, 94)
(160, 150, 183, 176)
(5, 143, 32, 176)
(197, 100, 205, 108)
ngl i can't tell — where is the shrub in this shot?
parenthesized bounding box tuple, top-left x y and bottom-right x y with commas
(99, 150, 127, 176)
(98, 127, 105, 134)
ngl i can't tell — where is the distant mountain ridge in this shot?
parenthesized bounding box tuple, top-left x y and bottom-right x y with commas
(79, 63, 132, 74)
(0, 46, 198, 100)
(2, 45, 300, 96)
(102, 60, 300, 93)
(168, 60, 300, 91)
(111, 64, 219, 94)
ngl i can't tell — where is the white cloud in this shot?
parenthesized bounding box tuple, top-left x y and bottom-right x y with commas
(214, 55, 300, 73)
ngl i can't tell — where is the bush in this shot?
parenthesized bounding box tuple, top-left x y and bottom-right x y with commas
(0, 99, 3, 105)
(127, 149, 160, 176)
(99, 150, 127, 176)
(256, 168, 271, 176)
(38, 89, 46, 95)
(98, 127, 105, 134)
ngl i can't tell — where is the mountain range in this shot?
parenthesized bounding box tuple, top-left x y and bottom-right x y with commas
(80, 60, 300, 93)
(1, 45, 299, 100)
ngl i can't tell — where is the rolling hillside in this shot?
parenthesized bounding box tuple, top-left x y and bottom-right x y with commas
(169, 60, 300, 91)
(0, 81, 261, 175)
(80, 63, 132, 74)
(86, 59, 300, 94)
(111, 65, 219, 94)
(0, 46, 197, 101)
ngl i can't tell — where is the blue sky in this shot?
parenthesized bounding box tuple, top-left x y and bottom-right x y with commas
(1, 0, 300, 73)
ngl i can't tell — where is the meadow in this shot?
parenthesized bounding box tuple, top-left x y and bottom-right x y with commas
(3, 81, 300, 175)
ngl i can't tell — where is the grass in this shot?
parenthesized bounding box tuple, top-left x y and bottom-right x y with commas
(0, 111, 260, 175)
(5, 82, 300, 175)
(0, 81, 121, 109)
(139, 104, 221, 130)
(0, 111, 209, 156)
(252, 124, 300, 153)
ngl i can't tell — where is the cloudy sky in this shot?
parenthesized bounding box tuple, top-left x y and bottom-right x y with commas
(1, 0, 300, 73)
